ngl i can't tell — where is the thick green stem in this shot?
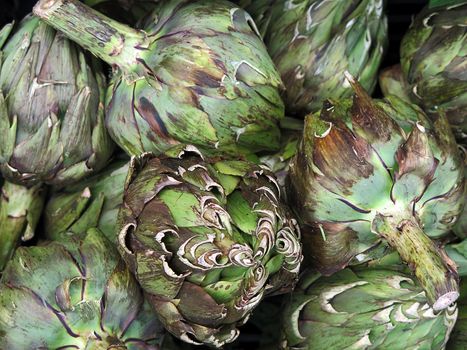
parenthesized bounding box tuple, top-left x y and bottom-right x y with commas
(33, 0, 147, 69)
(0, 182, 45, 271)
(373, 213, 459, 311)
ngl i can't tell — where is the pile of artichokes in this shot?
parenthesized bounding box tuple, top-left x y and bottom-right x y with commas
(0, 0, 465, 348)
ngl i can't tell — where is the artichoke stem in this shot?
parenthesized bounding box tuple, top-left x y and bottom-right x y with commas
(33, 0, 146, 70)
(373, 213, 459, 311)
(0, 181, 45, 271)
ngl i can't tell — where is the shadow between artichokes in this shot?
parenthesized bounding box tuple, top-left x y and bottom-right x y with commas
(286, 74, 465, 311)
(116, 145, 302, 347)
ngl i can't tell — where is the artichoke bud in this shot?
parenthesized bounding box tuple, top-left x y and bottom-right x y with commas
(0, 16, 114, 187)
(243, 0, 388, 116)
(281, 268, 458, 350)
(34, 0, 285, 157)
(43, 161, 129, 242)
(116, 145, 302, 347)
(0, 180, 45, 272)
(287, 74, 465, 310)
(400, 1, 467, 145)
(0, 228, 165, 348)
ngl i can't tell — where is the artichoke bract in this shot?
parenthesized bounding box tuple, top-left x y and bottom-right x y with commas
(44, 160, 128, 242)
(0, 228, 164, 349)
(0, 16, 114, 187)
(242, 0, 387, 116)
(281, 268, 458, 350)
(34, 0, 285, 157)
(379, 64, 413, 104)
(0, 180, 45, 271)
(84, 0, 160, 24)
(259, 117, 303, 188)
(116, 145, 302, 347)
(446, 239, 467, 277)
(448, 279, 467, 350)
(400, 1, 467, 145)
(286, 74, 465, 311)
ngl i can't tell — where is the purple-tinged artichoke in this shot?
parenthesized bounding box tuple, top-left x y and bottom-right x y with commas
(84, 0, 160, 25)
(400, 1, 467, 145)
(0, 228, 165, 349)
(34, 0, 285, 157)
(116, 145, 302, 347)
(281, 268, 458, 350)
(242, 0, 388, 117)
(44, 160, 128, 242)
(0, 16, 114, 187)
(286, 74, 465, 311)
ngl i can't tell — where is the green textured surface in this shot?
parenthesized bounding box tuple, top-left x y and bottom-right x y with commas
(282, 268, 458, 350)
(0, 228, 164, 349)
(116, 145, 302, 347)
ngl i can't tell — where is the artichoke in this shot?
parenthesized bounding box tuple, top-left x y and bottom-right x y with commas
(44, 160, 128, 242)
(448, 279, 467, 349)
(281, 268, 458, 350)
(0, 16, 114, 187)
(34, 0, 285, 157)
(286, 74, 465, 310)
(447, 239, 467, 277)
(259, 117, 303, 188)
(453, 151, 466, 239)
(242, 0, 387, 116)
(453, 202, 467, 239)
(0, 180, 45, 272)
(0, 228, 164, 349)
(116, 145, 302, 347)
(379, 64, 413, 104)
(400, 1, 467, 145)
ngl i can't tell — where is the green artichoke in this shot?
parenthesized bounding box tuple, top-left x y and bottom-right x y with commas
(448, 279, 467, 349)
(447, 239, 467, 277)
(242, 0, 387, 116)
(0, 16, 113, 187)
(44, 160, 128, 242)
(0, 180, 45, 272)
(453, 202, 466, 239)
(400, 1, 467, 145)
(286, 74, 465, 310)
(116, 145, 302, 347)
(34, 0, 284, 157)
(281, 268, 458, 350)
(0, 228, 164, 349)
(259, 117, 302, 188)
(453, 151, 466, 239)
(379, 64, 413, 104)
